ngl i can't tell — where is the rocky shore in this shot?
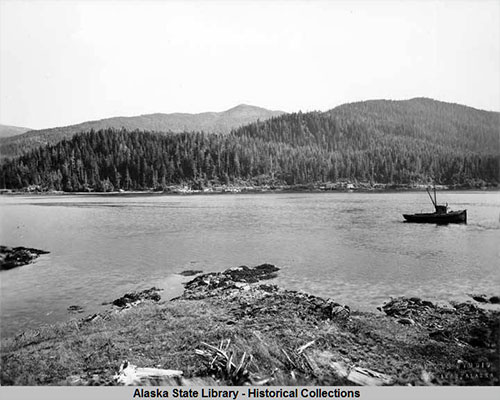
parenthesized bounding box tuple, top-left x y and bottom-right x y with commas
(3, 181, 498, 196)
(0, 264, 498, 386)
(0, 246, 49, 271)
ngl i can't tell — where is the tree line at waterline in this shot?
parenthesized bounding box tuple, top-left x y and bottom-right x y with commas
(0, 110, 497, 191)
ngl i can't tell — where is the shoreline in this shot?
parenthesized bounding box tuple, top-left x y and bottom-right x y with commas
(1, 264, 498, 386)
(1, 185, 499, 197)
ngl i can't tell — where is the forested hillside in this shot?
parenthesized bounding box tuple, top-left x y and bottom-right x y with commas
(0, 104, 284, 159)
(1, 98, 498, 191)
(327, 98, 499, 152)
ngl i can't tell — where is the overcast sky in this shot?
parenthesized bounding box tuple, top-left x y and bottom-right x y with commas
(1, 0, 499, 129)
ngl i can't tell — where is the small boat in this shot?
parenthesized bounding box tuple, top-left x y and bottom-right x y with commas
(403, 187, 467, 224)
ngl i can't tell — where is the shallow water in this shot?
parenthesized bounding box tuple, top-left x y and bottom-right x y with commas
(1, 191, 499, 337)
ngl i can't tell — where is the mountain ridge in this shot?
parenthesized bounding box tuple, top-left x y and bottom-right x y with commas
(324, 97, 499, 153)
(1, 97, 498, 191)
(1, 97, 498, 162)
(0, 124, 32, 139)
(0, 104, 285, 159)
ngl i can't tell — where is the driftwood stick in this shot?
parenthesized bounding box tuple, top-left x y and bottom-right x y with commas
(226, 353, 233, 375)
(235, 352, 247, 376)
(296, 340, 315, 354)
(281, 349, 296, 368)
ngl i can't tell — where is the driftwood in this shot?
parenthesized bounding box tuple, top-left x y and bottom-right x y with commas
(113, 360, 183, 385)
(328, 359, 394, 386)
(296, 340, 315, 354)
(347, 367, 394, 386)
(330, 361, 349, 379)
(281, 341, 320, 377)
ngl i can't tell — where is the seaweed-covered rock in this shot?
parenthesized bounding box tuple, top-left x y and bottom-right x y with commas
(0, 246, 49, 270)
(381, 296, 500, 348)
(228, 286, 350, 322)
(182, 264, 279, 299)
(112, 287, 162, 308)
(468, 293, 500, 304)
(67, 305, 85, 314)
(178, 264, 350, 323)
(381, 297, 436, 318)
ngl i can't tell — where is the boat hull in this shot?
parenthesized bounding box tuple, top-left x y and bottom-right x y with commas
(403, 210, 467, 224)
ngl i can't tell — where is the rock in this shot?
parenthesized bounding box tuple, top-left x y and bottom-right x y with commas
(382, 296, 499, 349)
(470, 294, 488, 303)
(421, 300, 435, 308)
(180, 265, 349, 324)
(467, 293, 500, 304)
(112, 287, 162, 308)
(322, 301, 350, 320)
(178, 270, 203, 276)
(0, 245, 49, 271)
(186, 264, 279, 287)
(258, 284, 278, 293)
(67, 305, 84, 314)
(382, 297, 438, 321)
(181, 264, 280, 299)
(82, 313, 102, 323)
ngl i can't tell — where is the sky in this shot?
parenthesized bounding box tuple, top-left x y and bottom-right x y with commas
(0, 0, 499, 129)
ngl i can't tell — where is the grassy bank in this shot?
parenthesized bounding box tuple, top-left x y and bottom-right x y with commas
(1, 265, 498, 386)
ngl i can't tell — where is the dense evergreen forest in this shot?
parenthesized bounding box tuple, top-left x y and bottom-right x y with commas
(0, 104, 284, 159)
(1, 99, 498, 191)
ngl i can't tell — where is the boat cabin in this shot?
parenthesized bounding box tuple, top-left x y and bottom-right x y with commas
(434, 204, 448, 214)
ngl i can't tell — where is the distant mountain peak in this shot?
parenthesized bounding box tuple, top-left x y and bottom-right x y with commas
(223, 104, 284, 119)
(224, 104, 278, 113)
(228, 103, 258, 109)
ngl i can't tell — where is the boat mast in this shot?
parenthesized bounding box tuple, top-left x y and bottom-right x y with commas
(426, 187, 436, 207)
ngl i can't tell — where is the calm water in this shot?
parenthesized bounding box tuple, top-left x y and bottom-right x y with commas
(1, 191, 499, 338)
